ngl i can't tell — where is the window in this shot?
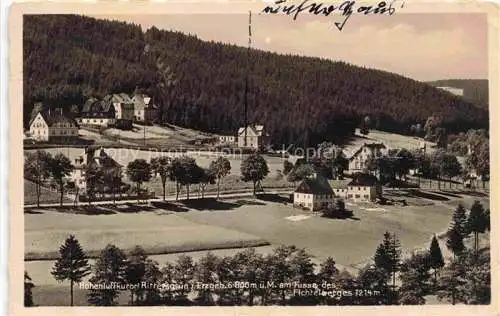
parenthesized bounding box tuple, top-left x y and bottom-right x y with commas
(355, 194, 360, 198)
(364, 194, 369, 199)
(348, 194, 353, 198)
(364, 187, 367, 191)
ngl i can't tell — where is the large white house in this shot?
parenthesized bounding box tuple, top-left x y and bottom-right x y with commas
(348, 143, 387, 172)
(132, 94, 158, 123)
(29, 109, 79, 142)
(330, 173, 382, 202)
(294, 175, 335, 211)
(237, 125, 269, 149)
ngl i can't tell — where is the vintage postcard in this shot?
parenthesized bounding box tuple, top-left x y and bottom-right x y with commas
(8, 0, 499, 315)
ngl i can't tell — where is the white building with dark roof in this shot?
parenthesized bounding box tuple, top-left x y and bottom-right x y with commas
(237, 125, 269, 149)
(329, 173, 382, 202)
(348, 143, 387, 172)
(294, 174, 335, 211)
(80, 98, 116, 126)
(29, 108, 79, 142)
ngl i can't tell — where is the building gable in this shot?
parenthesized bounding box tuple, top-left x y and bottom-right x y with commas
(30, 112, 48, 129)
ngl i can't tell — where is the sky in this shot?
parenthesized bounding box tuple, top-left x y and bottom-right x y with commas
(97, 12, 488, 82)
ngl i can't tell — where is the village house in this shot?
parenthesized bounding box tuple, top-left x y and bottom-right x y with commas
(348, 143, 387, 172)
(329, 179, 351, 199)
(293, 174, 335, 211)
(79, 98, 116, 126)
(132, 93, 158, 123)
(70, 146, 122, 193)
(103, 93, 135, 121)
(237, 125, 269, 149)
(28, 108, 79, 142)
(329, 173, 382, 202)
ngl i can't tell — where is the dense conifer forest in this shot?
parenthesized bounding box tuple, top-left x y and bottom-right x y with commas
(24, 14, 488, 146)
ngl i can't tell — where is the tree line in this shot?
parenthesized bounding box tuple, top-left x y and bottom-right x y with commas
(24, 14, 488, 147)
(25, 200, 490, 306)
(24, 150, 272, 206)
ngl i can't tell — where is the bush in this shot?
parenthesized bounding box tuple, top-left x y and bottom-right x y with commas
(321, 199, 353, 219)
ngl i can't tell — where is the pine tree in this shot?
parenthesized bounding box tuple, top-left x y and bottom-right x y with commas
(24, 271, 35, 307)
(450, 203, 468, 237)
(172, 254, 196, 305)
(467, 201, 488, 256)
(87, 244, 127, 306)
(193, 252, 219, 305)
(446, 226, 465, 258)
(429, 235, 445, 283)
(373, 232, 400, 304)
(124, 246, 148, 305)
(51, 235, 90, 306)
(357, 264, 391, 305)
(398, 252, 431, 305)
(436, 257, 468, 305)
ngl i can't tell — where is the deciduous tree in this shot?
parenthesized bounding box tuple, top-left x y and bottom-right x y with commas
(241, 154, 269, 196)
(150, 156, 171, 200)
(126, 159, 152, 203)
(47, 153, 74, 206)
(209, 156, 231, 199)
(24, 150, 52, 207)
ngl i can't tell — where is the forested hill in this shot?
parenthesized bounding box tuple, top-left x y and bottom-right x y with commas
(24, 14, 488, 146)
(426, 79, 489, 109)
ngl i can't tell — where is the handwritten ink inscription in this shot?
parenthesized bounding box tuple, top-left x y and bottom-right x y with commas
(261, 0, 405, 31)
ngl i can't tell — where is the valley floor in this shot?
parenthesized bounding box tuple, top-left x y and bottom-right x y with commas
(25, 186, 489, 305)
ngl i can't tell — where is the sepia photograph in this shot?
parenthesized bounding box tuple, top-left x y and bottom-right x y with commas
(13, 2, 494, 309)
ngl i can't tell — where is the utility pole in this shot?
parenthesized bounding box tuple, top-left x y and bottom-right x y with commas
(243, 10, 251, 147)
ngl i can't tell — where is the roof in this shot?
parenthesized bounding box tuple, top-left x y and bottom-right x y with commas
(132, 94, 156, 111)
(329, 179, 351, 189)
(29, 109, 78, 128)
(238, 125, 266, 137)
(81, 98, 115, 118)
(86, 147, 122, 168)
(104, 93, 133, 104)
(349, 143, 386, 160)
(348, 173, 379, 187)
(295, 176, 334, 195)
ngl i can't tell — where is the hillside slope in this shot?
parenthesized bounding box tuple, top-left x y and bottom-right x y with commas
(426, 79, 488, 108)
(24, 15, 488, 146)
